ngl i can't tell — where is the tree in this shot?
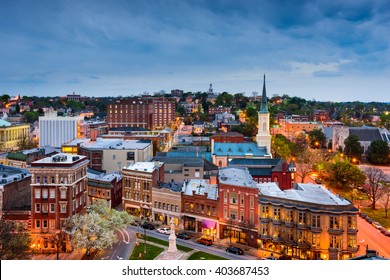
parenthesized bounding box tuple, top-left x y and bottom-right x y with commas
(0, 219, 32, 260)
(308, 129, 326, 149)
(271, 134, 293, 160)
(295, 147, 323, 183)
(22, 111, 39, 123)
(382, 183, 390, 218)
(379, 112, 390, 130)
(49, 230, 67, 260)
(65, 199, 133, 256)
(215, 92, 233, 107)
(343, 135, 363, 160)
(367, 140, 390, 165)
(363, 167, 386, 210)
(17, 136, 37, 150)
(319, 158, 366, 190)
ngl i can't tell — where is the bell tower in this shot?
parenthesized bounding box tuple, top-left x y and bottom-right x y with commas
(256, 74, 271, 154)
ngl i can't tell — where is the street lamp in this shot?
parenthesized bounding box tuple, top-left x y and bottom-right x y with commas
(144, 227, 147, 254)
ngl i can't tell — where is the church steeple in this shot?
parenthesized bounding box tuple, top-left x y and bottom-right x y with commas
(260, 74, 268, 112)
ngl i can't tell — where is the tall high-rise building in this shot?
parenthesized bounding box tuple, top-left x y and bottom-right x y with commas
(39, 110, 84, 148)
(106, 97, 175, 130)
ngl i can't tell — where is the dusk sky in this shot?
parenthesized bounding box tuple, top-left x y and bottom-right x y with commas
(1, 0, 389, 102)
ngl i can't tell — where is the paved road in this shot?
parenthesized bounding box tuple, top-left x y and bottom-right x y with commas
(357, 216, 390, 258)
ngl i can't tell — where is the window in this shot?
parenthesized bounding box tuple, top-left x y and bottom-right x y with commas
(312, 233, 320, 247)
(230, 193, 238, 204)
(42, 204, 48, 213)
(175, 205, 179, 212)
(49, 219, 55, 229)
(285, 210, 293, 222)
(261, 206, 269, 218)
(348, 235, 357, 249)
(261, 223, 269, 236)
(240, 210, 244, 221)
(35, 189, 41, 199)
(298, 212, 306, 225)
(298, 230, 307, 243)
(250, 212, 254, 225)
(60, 188, 67, 199)
(43, 177, 48, 184)
(348, 216, 356, 229)
(35, 203, 41, 213)
(51, 177, 55, 183)
(113, 155, 116, 160)
(230, 209, 238, 220)
(60, 203, 67, 213)
(273, 208, 280, 220)
(35, 220, 41, 228)
(49, 189, 55, 199)
(50, 203, 55, 213)
(330, 216, 342, 229)
(223, 192, 228, 203)
(330, 235, 342, 249)
(285, 228, 293, 241)
(36, 177, 40, 184)
(250, 196, 254, 208)
(43, 220, 48, 228)
(311, 215, 321, 228)
(42, 189, 48, 199)
(240, 195, 244, 204)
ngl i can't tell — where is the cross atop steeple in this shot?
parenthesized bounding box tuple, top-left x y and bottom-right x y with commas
(260, 74, 268, 112)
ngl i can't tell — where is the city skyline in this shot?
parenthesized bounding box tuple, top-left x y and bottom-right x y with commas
(1, 0, 389, 102)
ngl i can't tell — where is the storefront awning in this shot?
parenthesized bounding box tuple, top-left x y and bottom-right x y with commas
(202, 220, 216, 229)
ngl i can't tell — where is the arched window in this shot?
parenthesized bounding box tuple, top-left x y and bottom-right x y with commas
(219, 160, 223, 167)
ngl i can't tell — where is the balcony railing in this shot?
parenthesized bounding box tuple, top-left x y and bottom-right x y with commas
(328, 228, 344, 235)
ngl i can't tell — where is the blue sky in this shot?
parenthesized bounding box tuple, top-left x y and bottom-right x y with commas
(0, 0, 389, 102)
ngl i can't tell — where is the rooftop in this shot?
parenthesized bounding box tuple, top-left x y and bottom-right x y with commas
(218, 166, 257, 188)
(213, 142, 268, 156)
(258, 182, 352, 206)
(81, 138, 151, 150)
(32, 153, 87, 164)
(123, 161, 163, 172)
(182, 179, 218, 200)
(87, 168, 122, 182)
(0, 165, 31, 186)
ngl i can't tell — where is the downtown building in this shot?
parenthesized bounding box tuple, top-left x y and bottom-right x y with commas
(39, 110, 84, 148)
(122, 161, 164, 218)
(29, 153, 89, 252)
(107, 97, 175, 130)
(257, 182, 359, 260)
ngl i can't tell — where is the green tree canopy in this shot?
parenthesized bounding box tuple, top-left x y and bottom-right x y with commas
(343, 135, 363, 160)
(319, 158, 366, 190)
(308, 128, 326, 149)
(367, 140, 390, 165)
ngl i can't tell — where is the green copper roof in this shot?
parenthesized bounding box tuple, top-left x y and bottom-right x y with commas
(260, 74, 268, 113)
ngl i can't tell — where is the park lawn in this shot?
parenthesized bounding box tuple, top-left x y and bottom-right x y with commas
(360, 208, 390, 229)
(129, 243, 164, 260)
(138, 235, 193, 252)
(187, 251, 228, 260)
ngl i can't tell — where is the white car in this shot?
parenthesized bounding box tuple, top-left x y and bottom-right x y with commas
(156, 227, 170, 235)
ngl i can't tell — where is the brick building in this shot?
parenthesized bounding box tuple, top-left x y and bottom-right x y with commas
(107, 97, 175, 130)
(29, 153, 89, 252)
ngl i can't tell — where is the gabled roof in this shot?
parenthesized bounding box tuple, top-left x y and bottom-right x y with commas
(349, 127, 383, 142)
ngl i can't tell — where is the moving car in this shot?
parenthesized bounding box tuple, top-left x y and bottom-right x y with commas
(156, 227, 170, 235)
(226, 246, 244, 255)
(196, 237, 213, 246)
(176, 232, 191, 240)
(141, 222, 156, 230)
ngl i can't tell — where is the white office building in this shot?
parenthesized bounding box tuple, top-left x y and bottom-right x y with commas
(39, 110, 84, 148)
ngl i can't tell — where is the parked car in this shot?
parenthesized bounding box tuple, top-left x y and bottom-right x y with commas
(141, 222, 156, 230)
(176, 232, 192, 240)
(196, 237, 213, 246)
(365, 216, 373, 223)
(383, 229, 390, 237)
(372, 221, 383, 229)
(156, 227, 170, 234)
(226, 246, 244, 255)
(359, 212, 367, 219)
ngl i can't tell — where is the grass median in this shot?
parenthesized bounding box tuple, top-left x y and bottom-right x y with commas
(138, 234, 193, 252)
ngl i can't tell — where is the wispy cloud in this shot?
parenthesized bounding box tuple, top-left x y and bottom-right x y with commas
(0, 0, 388, 101)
